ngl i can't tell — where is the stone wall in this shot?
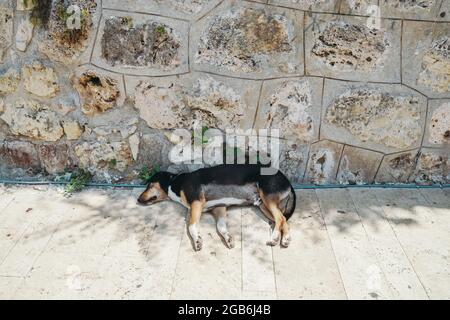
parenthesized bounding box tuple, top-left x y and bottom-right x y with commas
(0, 0, 449, 184)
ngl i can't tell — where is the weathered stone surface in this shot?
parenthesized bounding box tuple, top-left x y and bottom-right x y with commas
(411, 148, 449, 184)
(417, 37, 450, 93)
(128, 133, 139, 161)
(305, 14, 401, 82)
(137, 132, 173, 168)
(102, 18, 180, 69)
(134, 78, 186, 130)
(0, 68, 20, 94)
(22, 62, 59, 98)
(340, 0, 378, 15)
(336, 146, 383, 185)
(379, 0, 449, 21)
(17, 0, 36, 11)
(75, 140, 133, 172)
(72, 69, 122, 115)
(0, 140, 40, 170)
(131, 73, 259, 130)
(279, 140, 309, 184)
(402, 21, 450, 98)
(321, 79, 427, 153)
(375, 150, 419, 184)
(38, 144, 68, 174)
(0, 5, 13, 63)
(62, 120, 83, 140)
(1, 99, 64, 142)
(86, 108, 138, 139)
(103, 0, 222, 21)
(269, 0, 338, 13)
(424, 100, 450, 146)
(92, 10, 189, 76)
(304, 140, 344, 184)
(39, 0, 100, 65)
(254, 77, 322, 141)
(192, 1, 304, 79)
(16, 15, 34, 52)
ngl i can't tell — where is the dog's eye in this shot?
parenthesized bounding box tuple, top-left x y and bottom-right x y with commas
(150, 196, 157, 202)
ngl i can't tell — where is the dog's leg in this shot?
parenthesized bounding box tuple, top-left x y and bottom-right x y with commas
(188, 200, 204, 251)
(265, 202, 285, 246)
(280, 220, 291, 248)
(212, 206, 234, 249)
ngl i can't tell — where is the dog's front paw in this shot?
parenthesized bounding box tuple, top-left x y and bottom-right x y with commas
(281, 235, 291, 248)
(194, 236, 203, 251)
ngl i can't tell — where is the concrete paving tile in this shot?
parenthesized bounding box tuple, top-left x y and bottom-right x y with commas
(12, 252, 104, 299)
(273, 190, 347, 299)
(171, 208, 242, 300)
(316, 189, 393, 300)
(0, 276, 24, 299)
(374, 189, 450, 299)
(349, 189, 429, 299)
(241, 207, 276, 293)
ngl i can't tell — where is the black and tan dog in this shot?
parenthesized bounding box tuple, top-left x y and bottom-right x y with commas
(138, 164, 296, 251)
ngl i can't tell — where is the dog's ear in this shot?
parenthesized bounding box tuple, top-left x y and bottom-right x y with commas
(148, 171, 174, 193)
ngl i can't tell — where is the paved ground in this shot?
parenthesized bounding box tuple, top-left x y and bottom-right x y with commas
(0, 185, 449, 300)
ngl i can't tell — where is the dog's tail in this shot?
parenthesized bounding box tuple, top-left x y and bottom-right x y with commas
(282, 186, 296, 221)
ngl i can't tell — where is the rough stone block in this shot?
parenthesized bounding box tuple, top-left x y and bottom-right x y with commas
(379, 0, 450, 21)
(0, 5, 13, 63)
(38, 144, 69, 175)
(128, 73, 260, 131)
(71, 66, 125, 116)
(0, 140, 40, 170)
(102, 0, 222, 21)
(62, 120, 83, 140)
(269, 0, 339, 13)
(1, 99, 64, 142)
(423, 99, 450, 147)
(16, 0, 35, 11)
(402, 21, 450, 98)
(253, 77, 323, 142)
(38, 0, 100, 66)
(336, 145, 383, 184)
(75, 140, 133, 172)
(15, 15, 34, 52)
(22, 61, 59, 98)
(304, 139, 344, 184)
(305, 13, 401, 82)
(339, 0, 379, 15)
(375, 150, 419, 184)
(92, 10, 189, 76)
(279, 140, 309, 184)
(410, 148, 449, 184)
(0, 68, 20, 94)
(191, 0, 304, 79)
(137, 132, 173, 169)
(321, 79, 427, 154)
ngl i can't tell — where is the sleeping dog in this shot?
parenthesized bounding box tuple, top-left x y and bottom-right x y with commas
(138, 164, 296, 251)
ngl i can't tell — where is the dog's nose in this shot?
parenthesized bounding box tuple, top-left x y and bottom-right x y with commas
(137, 197, 145, 204)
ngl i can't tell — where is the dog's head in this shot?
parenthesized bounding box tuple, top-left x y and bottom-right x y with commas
(137, 171, 174, 205)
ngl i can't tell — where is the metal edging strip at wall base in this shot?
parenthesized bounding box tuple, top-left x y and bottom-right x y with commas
(0, 179, 448, 190)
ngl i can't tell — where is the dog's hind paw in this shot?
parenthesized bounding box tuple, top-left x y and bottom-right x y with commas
(225, 235, 235, 249)
(281, 235, 291, 248)
(266, 238, 279, 246)
(194, 236, 203, 251)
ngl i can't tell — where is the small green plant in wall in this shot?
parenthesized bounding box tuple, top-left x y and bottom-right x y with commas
(65, 169, 93, 193)
(108, 158, 117, 169)
(139, 165, 160, 183)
